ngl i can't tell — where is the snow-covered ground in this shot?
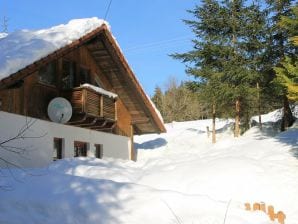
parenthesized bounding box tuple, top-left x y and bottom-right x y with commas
(0, 111, 297, 224)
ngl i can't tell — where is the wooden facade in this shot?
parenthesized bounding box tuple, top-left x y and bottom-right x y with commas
(0, 24, 166, 139)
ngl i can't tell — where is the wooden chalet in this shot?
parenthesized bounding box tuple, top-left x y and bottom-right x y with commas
(0, 22, 166, 161)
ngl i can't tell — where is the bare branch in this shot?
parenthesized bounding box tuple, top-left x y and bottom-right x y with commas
(0, 117, 47, 188)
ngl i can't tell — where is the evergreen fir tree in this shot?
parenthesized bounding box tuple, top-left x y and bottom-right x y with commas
(275, 5, 298, 102)
(172, 0, 267, 138)
(151, 86, 164, 117)
(171, 0, 231, 142)
(265, 0, 296, 130)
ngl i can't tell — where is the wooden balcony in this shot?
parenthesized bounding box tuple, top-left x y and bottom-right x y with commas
(63, 86, 117, 132)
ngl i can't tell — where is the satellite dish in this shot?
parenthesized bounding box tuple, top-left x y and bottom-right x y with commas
(47, 97, 72, 124)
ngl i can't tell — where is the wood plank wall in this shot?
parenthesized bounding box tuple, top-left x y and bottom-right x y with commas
(116, 99, 132, 137)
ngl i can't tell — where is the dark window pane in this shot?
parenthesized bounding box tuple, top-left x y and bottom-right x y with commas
(53, 138, 63, 161)
(95, 144, 103, 159)
(74, 141, 87, 157)
(62, 60, 76, 89)
(80, 67, 91, 84)
(39, 61, 57, 85)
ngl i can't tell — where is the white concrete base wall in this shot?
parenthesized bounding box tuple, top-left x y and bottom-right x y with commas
(0, 111, 130, 168)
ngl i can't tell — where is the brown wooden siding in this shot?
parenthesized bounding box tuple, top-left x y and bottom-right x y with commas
(0, 88, 22, 114)
(85, 89, 101, 117)
(28, 83, 59, 119)
(115, 99, 132, 137)
(103, 96, 115, 120)
(64, 89, 83, 114)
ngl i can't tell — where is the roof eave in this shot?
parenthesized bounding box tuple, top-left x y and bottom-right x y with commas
(100, 29, 166, 133)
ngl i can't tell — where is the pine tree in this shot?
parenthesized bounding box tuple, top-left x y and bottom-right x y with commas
(172, 0, 267, 138)
(171, 0, 230, 142)
(275, 6, 298, 102)
(265, 0, 296, 130)
(265, 0, 293, 60)
(222, 0, 268, 136)
(151, 86, 164, 117)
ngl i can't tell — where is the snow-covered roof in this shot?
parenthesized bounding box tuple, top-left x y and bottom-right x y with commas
(80, 84, 118, 99)
(0, 18, 109, 81)
(0, 18, 166, 134)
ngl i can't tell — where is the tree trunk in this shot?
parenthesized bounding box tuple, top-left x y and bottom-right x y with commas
(212, 103, 216, 143)
(257, 82, 262, 130)
(234, 99, 240, 137)
(280, 95, 294, 131)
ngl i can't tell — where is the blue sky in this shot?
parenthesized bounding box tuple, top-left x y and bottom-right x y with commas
(1, 0, 198, 96)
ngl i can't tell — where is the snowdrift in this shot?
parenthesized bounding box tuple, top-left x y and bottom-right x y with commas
(0, 111, 298, 224)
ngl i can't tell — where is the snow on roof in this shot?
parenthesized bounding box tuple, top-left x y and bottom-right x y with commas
(0, 18, 109, 81)
(80, 84, 118, 99)
(0, 33, 7, 39)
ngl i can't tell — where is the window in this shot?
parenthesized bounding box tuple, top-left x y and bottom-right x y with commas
(79, 67, 91, 84)
(74, 141, 87, 157)
(39, 61, 57, 85)
(95, 144, 103, 159)
(53, 138, 63, 161)
(61, 60, 76, 89)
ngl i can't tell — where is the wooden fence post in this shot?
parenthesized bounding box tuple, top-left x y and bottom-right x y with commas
(253, 203, 260, 211)
(267, 205, 275, 221)
(260, 202, 266, 213)
(244, 203, 251, 211)
(277, 211, 286, 224)
(244, 202, 285, 224)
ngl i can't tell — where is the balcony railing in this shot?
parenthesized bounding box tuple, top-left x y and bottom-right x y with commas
(63, 85, 117, 123)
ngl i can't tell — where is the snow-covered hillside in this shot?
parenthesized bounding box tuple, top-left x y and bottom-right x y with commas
(0, 113, 297, 223)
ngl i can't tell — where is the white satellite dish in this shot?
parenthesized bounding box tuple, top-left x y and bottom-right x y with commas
(47, 97, 72, 124)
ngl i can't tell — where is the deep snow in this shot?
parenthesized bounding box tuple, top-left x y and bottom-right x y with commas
(0, 111, 297, 224)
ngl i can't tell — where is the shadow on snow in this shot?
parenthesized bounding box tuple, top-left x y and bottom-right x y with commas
(134, 137, 167, 150)
(276, 126, 298, 159)
(0, 166, 134, 224)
